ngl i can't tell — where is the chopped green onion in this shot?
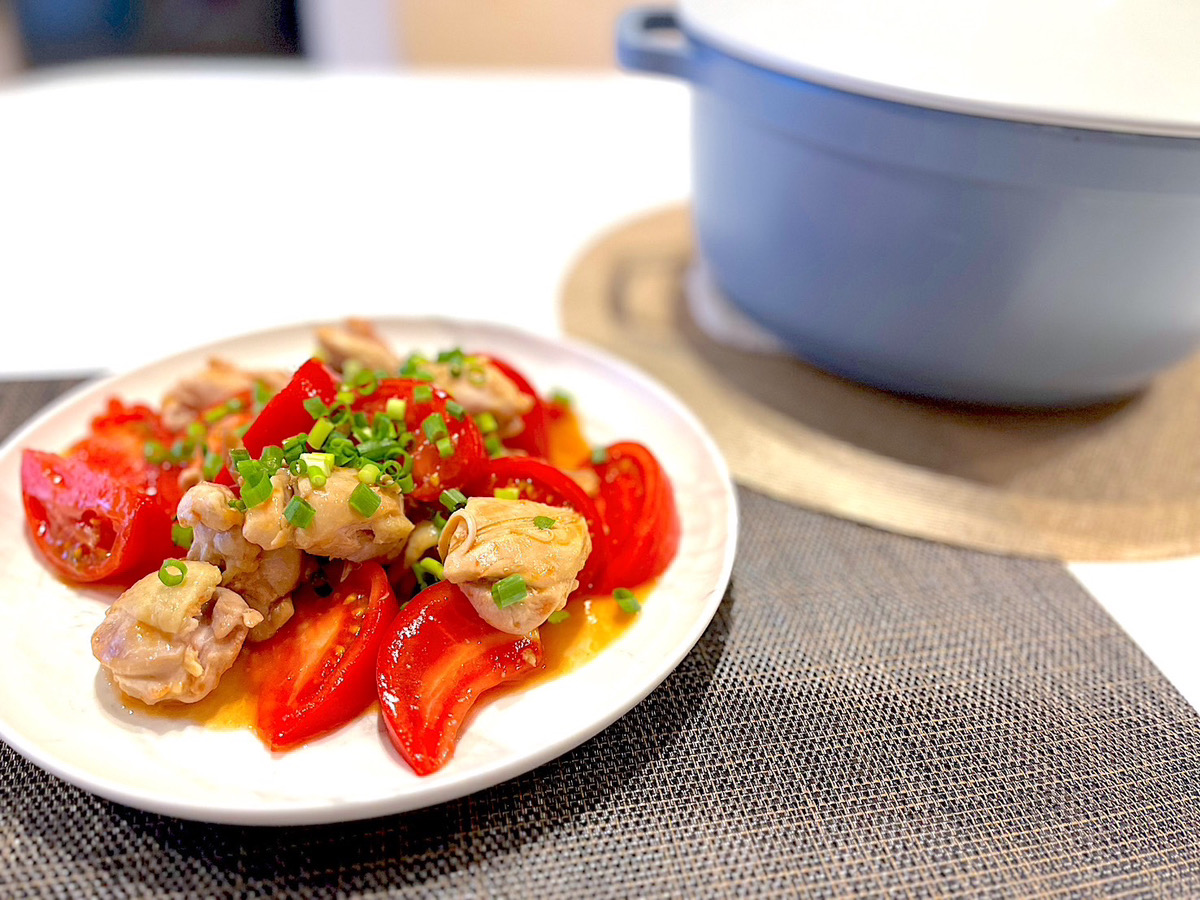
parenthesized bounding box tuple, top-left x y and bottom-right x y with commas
(400, 354, 428, 377)
(202, 451, 223, 482)
(486, 436, 505, 458)
(203, 404, 229, 424)
(591, 446, 610, 465)
(308, 417, 334, 449)
(236, 423, 252, 440)
(299, 452, 335, 478)
(435, 437, 455, 459)
(357, 462, 381, 485)
(422, 413, 448, 443)
(385, 397, 407, 421)
(255, 381, 276, 408)
(158, 559, 188, 587)
(614, 588, 641, 614)
(547, 609, 570, 625)
(226, 397, 246, 414)
(289, 459, 308, 477)
(353, 369, 379, 396)
(282, 434, 308, 463)
(534, 516, 556, 530)
(414, 557, 445, 588)
(372, 414, 397, 441)
(413, 385, 433, 404)
(284, 496, 316, 528)
(349, 482, 382, 517)
(492, 574, 528, 609)
(412, 369, 435, 383)
(549, 389, 573, 407)
(236, 459, 266, 485)
(309, 470, 328, 489)
(446, 401, 466, 421)
(228, 498, 247, 513)
(475, 412, 498, 434)
(342, 360, 363, 385)
(229, 447, 252, 465)
(241, 475, 275, 509)
(336, 390, 356, 407)
(186, 421, 207, 442)
(395, 474, 414, 493)
(433, 512, 447, 533)
(440, 488, 468, 512)
(168, 439, 189, 464)
(171, 524, 194, 550)
(259, 445, 285, 473)
(467, 366, 487, 386)
(303, 396, 329, 419)
(494, 487, 520, 501)
(144, 441, 168, 465)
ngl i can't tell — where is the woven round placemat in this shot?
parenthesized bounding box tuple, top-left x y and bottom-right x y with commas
(562, 206, 1200, 561)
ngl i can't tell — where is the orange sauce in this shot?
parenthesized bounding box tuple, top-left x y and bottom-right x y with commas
(545, 403, 592, 470)
(121, 582, 655, 734)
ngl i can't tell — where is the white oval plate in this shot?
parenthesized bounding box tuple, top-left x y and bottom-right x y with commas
(0, 319, 736, 825)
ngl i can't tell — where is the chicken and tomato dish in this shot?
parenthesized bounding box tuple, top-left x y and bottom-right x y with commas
(20, 321, 679, 775)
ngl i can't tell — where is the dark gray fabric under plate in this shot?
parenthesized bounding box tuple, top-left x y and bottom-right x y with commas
(3, 380, 1199, 899)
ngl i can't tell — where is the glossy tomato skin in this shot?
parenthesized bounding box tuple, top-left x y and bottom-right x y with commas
(21, 449, 172, 583)
(356, 379, 487, 504)
(256, 561, 399, 751)
(483, 356, 549, 459)
(592, 442, 680, 592)
(238, 358, 338, 457)
(70, 398, 185, 520)
(376, 581, 543, 776)
(470, 456, 608, 594)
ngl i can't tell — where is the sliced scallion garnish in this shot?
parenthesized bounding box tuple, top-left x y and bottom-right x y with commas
(158, 559, 188, 587)
(491, 574, 528, 609)
(349, 482, 382, 517)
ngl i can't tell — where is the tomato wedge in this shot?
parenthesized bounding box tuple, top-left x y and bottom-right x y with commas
(21, 449, 174, 583)
(232, 358, 339, 470)
(483, 356, 549, 459)
(470, 456, 608, 594)
(255, 561, 399, 751)
(592, 442, 679, 591)
(356, 379, 487, 503)
(70, 398, 184, 517)
(376, 581, 543, 776)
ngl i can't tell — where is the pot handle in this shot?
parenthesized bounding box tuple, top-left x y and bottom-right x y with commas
(616, 7, 691, 80)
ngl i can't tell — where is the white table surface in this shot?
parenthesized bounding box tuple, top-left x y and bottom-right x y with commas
(1, 61, 1195, 712)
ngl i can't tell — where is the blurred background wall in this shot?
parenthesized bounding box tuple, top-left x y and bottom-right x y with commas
(0, 0, 642, 75)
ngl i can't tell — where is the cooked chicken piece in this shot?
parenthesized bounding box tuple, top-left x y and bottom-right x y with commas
(242, 471, 295, 552)
(177, 481, 302, 642)
(426, 359, 533, 439)
(91, 563, 262, 704)
(438, 497, 591, 635)
(292, 469, 415, 562)
(160, 358, 288, 431)
(315, 318, 400, 374)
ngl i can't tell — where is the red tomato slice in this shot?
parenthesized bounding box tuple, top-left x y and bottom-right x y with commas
(483, 356, 549, 459)
(470, 456, 608, 594)
(376, 581, 543, 776)
(70, 398, 184, 517)
(236, 358, 339, 465)
(356, 379, 487, 503)
(255, 561, 399, 751)
(592, 442, 680, 591)
(21, 449, 174, 583)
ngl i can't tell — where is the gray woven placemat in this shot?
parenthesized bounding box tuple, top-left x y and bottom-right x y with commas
(3, 381, 1200, 898)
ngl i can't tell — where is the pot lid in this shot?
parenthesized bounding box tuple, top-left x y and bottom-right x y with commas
(679, 0, 1200, 138)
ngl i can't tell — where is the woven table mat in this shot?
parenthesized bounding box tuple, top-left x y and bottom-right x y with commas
(4, 381, 1200, 898)
(562, 206, 1200, 561)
